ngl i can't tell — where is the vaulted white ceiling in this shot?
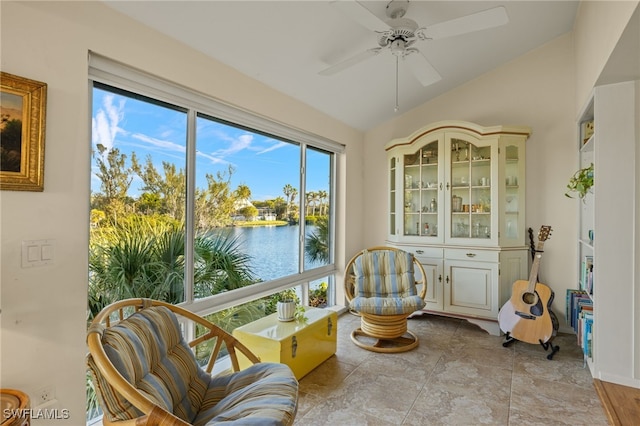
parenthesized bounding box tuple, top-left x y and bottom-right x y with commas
(104, 1, 579, 131)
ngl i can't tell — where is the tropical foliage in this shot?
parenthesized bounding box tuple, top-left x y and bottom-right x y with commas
(88, 215, 258, 319)
(305, 216, 329, 263)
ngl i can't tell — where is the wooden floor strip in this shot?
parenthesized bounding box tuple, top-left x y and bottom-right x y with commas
(594, 379, 640, 426)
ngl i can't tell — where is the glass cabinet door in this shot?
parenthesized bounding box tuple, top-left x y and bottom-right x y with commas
(503, 143, 522, 242)
(389, 156, 397, 236)
(403, 140, 440, 237)
(449, 138, 492, 242)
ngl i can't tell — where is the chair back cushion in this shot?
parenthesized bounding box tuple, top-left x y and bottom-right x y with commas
(351, 249, 426, 315)
(87, 306, 210, 423)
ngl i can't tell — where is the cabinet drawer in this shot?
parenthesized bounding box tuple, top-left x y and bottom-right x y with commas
(401, 246, 443, 259)
(444, 248, 498, 262)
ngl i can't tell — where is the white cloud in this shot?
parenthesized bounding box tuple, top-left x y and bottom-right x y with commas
(211, 133, 254, 157)
(132, 133, 229, 166)
(91, 94, 125, 152)
(256, 141, 289, 155)
(132, 133, 186, 153)
(197, 150, 229, 165)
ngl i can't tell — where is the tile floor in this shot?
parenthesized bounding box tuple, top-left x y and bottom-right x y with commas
(294, 312, 608, 425)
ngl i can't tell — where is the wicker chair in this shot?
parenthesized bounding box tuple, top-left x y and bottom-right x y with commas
(345, 247, 427, 353)
(87, 298, 298, 426)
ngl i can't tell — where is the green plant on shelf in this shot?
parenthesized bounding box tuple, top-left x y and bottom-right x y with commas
(294, 305, 307, 322)
(275, 288, 299, 303)
(565, 163, 593, 201)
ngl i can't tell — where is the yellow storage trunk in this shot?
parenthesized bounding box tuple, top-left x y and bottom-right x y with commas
(232, 307, 337, 380)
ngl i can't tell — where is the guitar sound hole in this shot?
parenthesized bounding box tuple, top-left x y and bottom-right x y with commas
(522, 292, 537, 304)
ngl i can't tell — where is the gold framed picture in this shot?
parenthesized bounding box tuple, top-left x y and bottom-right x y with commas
(1, 71, 47, 191)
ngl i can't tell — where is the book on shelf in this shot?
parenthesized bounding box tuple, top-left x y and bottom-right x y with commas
(586, 265, 594, 295)
(581, 312, 593, 358)
(566, 289, 592, 332)
(567, 288, 594, 358)
(580, 255, 593, 293)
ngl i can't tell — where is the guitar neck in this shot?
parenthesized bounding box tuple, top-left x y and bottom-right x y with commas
(526, 241, 545, 292)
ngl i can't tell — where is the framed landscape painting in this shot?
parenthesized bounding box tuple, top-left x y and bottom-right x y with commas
(0, 72, 47, 191)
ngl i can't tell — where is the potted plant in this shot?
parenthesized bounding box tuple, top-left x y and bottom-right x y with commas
(565, 163, 594, 201)
(309, 282, 328, 308)
(275, 288, 299, 322)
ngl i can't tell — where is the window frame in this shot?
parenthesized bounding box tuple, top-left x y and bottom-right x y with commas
(89, 52, 343, 316)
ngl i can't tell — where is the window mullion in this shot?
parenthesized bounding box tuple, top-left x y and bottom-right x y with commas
(184, 109, 197, 303)
(298, 145, 307, 274)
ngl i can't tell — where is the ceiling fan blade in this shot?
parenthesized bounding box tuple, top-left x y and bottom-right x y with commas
(404, 50, 442, 87)
(420, 6, 509, 40)
(319, 48, 382, 76)
(331, 0, 389, 33)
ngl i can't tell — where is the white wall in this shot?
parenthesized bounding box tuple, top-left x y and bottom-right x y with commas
(0, 2, 362, 423)
(362, 33, 577, 328)
(573, 1, 640, 111)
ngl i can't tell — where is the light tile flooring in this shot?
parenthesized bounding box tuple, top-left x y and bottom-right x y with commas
(294, 312, 608, 425)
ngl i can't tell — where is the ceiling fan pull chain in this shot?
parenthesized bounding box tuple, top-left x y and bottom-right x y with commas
(394, 56, 399, 112)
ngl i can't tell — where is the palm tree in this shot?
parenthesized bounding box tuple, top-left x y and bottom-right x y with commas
(317, 190, 328, 215)
(88, 215, 256, 319)
(305, 216, 329, 263)
(282, 184, 297, 222)
(306, 191, 316, 216)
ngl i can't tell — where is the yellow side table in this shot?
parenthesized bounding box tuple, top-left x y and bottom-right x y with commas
(233, 307, 337, 380)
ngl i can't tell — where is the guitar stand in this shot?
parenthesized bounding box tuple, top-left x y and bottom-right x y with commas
(540, 339, 560, 360)
(502, 332, 560, 360)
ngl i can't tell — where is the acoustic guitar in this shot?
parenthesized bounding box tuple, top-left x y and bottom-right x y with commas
(498, 225, 554, 345)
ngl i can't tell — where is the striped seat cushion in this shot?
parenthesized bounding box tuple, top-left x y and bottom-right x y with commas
(87, 306, 211, 422)
(350, 249, 425, 315)
(87, 306, 298, 425)
(194, 362, 298, 425)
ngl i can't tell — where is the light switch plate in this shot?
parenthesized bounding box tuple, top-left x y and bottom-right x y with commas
(21, 239, 55, 268)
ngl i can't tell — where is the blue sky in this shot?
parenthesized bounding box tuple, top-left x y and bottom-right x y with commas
(91, 87, 329, 201)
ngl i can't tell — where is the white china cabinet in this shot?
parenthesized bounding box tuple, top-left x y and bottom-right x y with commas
(386, 121, 531, 334)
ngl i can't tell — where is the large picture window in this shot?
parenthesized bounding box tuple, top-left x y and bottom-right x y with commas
(87, 55, 341, 421)
(89, 81, 338, 304)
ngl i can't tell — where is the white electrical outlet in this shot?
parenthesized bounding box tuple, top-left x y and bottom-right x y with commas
(35, 385, 56, 406)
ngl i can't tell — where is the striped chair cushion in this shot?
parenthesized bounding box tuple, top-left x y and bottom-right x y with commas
(87, 306, 210, 422)
(194, 362, 298, 425)
(350, 249, 425, 315)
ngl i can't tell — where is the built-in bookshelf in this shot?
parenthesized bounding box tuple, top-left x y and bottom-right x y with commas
(575, 92, 595, 368)
(573, 81, 639, 388)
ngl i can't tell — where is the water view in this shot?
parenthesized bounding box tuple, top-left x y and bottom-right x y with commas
(224, 225, 322, 281)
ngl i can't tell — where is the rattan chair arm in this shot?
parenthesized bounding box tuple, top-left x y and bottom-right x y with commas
(100, 405, 190, 426)
(413, 258, 428, 300)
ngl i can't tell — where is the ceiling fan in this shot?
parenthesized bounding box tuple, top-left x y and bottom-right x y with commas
(320, 0, 509, 91)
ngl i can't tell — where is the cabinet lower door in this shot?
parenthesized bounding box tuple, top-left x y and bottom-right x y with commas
(417, 257, 443, 310)
(444, 260, 499, 318)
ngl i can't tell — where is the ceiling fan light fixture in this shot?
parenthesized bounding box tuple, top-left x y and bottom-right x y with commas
(385, 0, 410, 20)
(390, 39, 406, 56)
